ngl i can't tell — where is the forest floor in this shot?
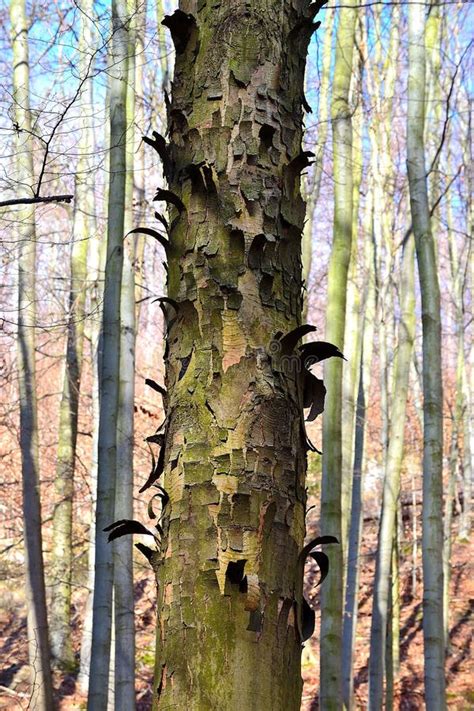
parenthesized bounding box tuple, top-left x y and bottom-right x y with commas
(0, 518, 472, 710)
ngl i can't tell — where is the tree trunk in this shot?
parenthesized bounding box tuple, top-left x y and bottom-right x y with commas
(407, 1, 446, 707)
(87, 2, 128, 708)
(341, 25, 363, 554)
(320, 1, 357, 707)
(444, 179, 466, 646)
(50, 0, 94, 667)
(368, 234, 415, 710)
(113, 2, 137, 705)
(301, 8, 335, 321)
(10, 0, 54, 707)
(342, 182, 376, 710)
(156, 0, 170, 94)
(151, 2, 324, 709)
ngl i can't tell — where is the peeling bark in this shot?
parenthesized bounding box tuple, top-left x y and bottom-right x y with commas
(148, 2, 326, 709)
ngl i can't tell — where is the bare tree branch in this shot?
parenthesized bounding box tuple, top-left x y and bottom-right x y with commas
(0, 194, 73, 207)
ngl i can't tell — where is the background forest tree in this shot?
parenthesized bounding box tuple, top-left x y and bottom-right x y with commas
(0, 0, 472, 710)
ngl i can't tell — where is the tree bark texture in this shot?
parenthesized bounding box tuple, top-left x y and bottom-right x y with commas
(407, 1, 446, 707)
(150, 2, 325, 709)
(10, 0, 55, 707)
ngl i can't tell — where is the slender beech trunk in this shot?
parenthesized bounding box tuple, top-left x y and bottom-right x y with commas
(341, 26, 363, 554)
(301, 9, 335, 321)
(320, 2, 357, 707)
(10, 0, 54, 707)
(113, 2, 137, 705)
(385, 529, 400, 711)
(134, 0, 147, 315)
(444, 187, 466, 646)
(151, 2, 323, 708)
(50, 0, 95, 667)
(407, 2, 446, 707)
(461, 105, 473, 541)
(443, 396, 458, 650)
(87, 2, 128, 708)
(342, 183, 376, 710)
(368, 235, 415, 710)
(156, 0, 170, 95)
(311, 8, 335, 208)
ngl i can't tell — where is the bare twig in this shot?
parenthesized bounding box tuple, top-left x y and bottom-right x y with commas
(0, 194, 73, 208)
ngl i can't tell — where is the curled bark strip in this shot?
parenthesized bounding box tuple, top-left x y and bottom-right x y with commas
(286, 151, 315, 178)
(126, 227, 169, 254)
(104, 519, 155, 542)
(303, 369, 326, 422)
(309, 550, 330, 587)
(299, 535, 339, 565)
(300, 340, 345, 367)
(146, 432, 165, 445)
(162, 10, 196, 55)
(302, 93, 312, 113)
(296, 535, 338, 642)
(277, 324, 317, 356)
(305, 434, 322, 454)
(143, 131, 172, 179)
(145, 379, 167, 399)
(152, 296, 180, 315)
(154, 188, 185, 214)
(147, 486, 170, 520)
(155, 211, 169, 233)
(309, 0, 328, 19)
(300, 597, 315, 642)
(135, 543, 154, 562)
(139, 441, 165, 493)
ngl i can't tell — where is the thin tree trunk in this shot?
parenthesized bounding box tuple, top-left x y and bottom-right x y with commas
(443, 400, 458, 650)
(113, 2, 137, 705)
(368, 235, 415, 710)
(78, 133, 103, 700)
(302, 9, 335, 321)
(10, 0, 54, 706)
(444, 184, 466, 646)
(76, 4, 102, 694)
(321, 2, 357, 707)
(407, 2, 446, 707)
(341, 27, 363, 554)
(50, 0, 94, 666)
(460, 105, 473, 541)
(156, 0, 170, 95)
(152, 2, 323, 708)
(311, 8, 335, 207)
(87, 2, 128, 708)
(342, 183, 376, 710)
(386, 523, 400, 711)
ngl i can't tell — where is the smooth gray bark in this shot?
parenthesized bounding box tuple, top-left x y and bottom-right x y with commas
(87, 2, 128, 708)
(320, 3, 357, 707)
(368, 235, 415, 710)
(113, 3, 138, 705)
(10, 0, 54, 706)
(407, 2, 446, 707)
